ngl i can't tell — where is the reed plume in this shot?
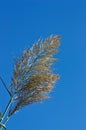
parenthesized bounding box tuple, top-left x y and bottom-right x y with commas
(8, 35, 60, 116)
(0, 35, 61, 130)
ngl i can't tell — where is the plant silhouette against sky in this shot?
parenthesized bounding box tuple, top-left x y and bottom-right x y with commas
(0, 35, 60, 130)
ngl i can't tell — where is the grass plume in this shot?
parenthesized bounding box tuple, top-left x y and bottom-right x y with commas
(9, 35, 61, 116)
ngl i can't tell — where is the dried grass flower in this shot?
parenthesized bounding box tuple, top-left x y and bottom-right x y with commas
(9, 35, 61, 116)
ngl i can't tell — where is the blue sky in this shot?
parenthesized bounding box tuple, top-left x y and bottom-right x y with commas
(0, 0, 86, 130)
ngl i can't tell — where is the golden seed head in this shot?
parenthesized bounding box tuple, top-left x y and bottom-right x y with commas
(9, 35, 61, 116)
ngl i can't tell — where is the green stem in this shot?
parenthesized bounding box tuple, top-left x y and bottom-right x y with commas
(1, 96, 14, 122)
(0, 96, 14, 130)
(0, 76, 12, 97)
(0, 122, 6, 130)
(4, 116, 10, 126)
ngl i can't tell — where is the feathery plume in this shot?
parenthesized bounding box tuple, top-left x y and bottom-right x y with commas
(9, 35, 60, 116)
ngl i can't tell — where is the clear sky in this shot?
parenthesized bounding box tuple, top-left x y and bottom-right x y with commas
(0, 0, 86, 130)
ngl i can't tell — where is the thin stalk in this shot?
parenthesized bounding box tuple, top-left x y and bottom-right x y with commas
(0, 76, 12, 97)
(4, 116, 10, 126)
(1, 96, 14, 122)
(0, 96, 14, 130)
(0, 122, 6, 130)
(0, 117, 10, 130)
